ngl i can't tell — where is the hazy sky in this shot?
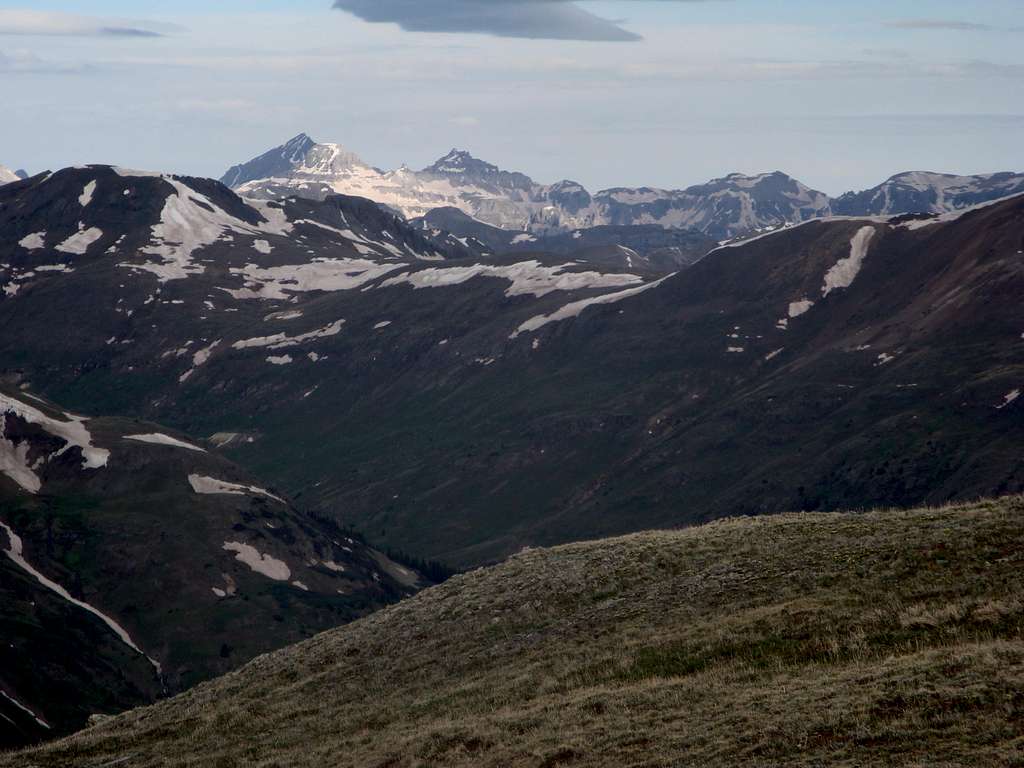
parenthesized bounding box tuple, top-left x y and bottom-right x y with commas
(1, 0, 1021, 194)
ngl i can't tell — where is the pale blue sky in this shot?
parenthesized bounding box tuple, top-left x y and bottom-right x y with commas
(0, 1, 1021, 194)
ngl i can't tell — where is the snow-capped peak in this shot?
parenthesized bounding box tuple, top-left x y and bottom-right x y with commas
(221, 134, 366, 189)
(0, 164, 21, 186)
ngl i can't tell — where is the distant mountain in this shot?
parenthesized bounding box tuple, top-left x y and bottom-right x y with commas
(223, 136, 1024, 241)
(223, 135, 835, 239)
(412, 207, 717, 271)
(223, 134, 541, 228)
(832, 171, 1024, 216)
(2, 165, 1022, 571)
(0, 386, 425, 747)
(0, 166, 20, 185)
(590, 171, 831, 239)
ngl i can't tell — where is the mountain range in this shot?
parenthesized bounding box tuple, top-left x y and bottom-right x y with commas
(221, 134, 1024, 240)
(2, 165, 1022, 569)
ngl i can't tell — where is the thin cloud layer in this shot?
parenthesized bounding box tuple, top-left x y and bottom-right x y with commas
(0, 10, 173, 38)
(884, 19, 995, 32)
(333, 0, 644, 41)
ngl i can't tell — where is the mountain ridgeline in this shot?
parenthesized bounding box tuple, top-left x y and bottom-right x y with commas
(221, 134, 1024, 240)
(0, 164, 1022, 570)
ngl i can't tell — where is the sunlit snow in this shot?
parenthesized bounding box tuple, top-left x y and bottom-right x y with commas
(822, 226, 876, 297)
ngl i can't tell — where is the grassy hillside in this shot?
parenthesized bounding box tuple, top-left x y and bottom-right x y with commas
(7, 497, 1024, 767)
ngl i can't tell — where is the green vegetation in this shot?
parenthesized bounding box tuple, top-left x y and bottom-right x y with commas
(7, 497, 1024, 767)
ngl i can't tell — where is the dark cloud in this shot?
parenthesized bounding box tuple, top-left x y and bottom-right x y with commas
(333, 0, 644, 41)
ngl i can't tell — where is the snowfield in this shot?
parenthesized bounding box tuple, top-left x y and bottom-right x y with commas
(232, 320, 345, 350)
(0, 393, 109, 493)
(189, 474, 286, 504)
(380, 260, 642, 298)
(125, 433, 207, 453)
(513, 274, 672, 337)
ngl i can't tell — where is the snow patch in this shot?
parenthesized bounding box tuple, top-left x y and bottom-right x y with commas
(18, 232, 45, 251)
(822, 226, 876, 297)
(264, 310, 303, 322)
(0, 393, 109, 493)
(189, 474, 285, 504)
(222, 541, 291, 581)
(79, 180, 97, 208)
(513, 274, 672, 337)
(233, 320, 345, 350)
(0, 690, 50, 730)
(226, 259, 403, 300)
(179, 339, 221, 383)
(124, 433, 206, 453)
(997, 389, 1020, 410)
(55, 226, 103, 256)
(788, 299, 814, 318)
(0, 521, 159, 674)
(381, 260, 642, 299)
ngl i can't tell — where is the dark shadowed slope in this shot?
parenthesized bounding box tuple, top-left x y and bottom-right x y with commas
(0, 386, 424, 747)
(1, 168, 1022, 566)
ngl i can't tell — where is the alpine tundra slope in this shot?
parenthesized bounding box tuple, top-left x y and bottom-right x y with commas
(6, 497, 1023, 767)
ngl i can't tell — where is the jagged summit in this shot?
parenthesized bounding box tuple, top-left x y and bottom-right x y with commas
(220, 133, 366, 189)
(422, 148, 537, 193)
(424, 148, 497, 175)
(280, 132, 317, 162)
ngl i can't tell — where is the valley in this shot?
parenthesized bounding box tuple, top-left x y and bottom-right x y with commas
(2, 168, 1021, 569)
(3, 3, 1020, 764)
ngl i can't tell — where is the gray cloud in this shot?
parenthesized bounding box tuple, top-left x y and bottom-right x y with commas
(100, 27, 164, 38)
(333, 0, 645, 41)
